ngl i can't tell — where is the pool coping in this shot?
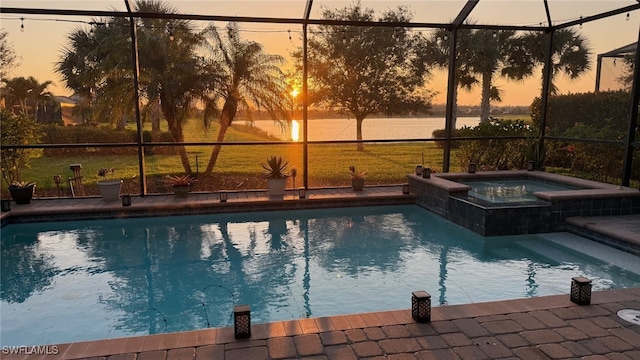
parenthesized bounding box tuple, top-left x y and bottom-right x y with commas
(0, 185, 416, 225)
(4, 287, 638, 359)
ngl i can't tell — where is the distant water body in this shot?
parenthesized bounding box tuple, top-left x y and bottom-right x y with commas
(251, 117, 480, 141)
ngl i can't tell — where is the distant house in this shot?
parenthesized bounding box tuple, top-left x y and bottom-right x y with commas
(52, 95, 82, 125)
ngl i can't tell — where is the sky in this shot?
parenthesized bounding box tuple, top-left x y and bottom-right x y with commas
(1, 1, 638, 107)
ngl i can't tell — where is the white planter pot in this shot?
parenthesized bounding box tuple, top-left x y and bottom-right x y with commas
(267, 178, 286, 199)
(97, 180, 122, 202)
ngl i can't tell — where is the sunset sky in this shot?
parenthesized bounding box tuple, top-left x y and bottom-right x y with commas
(1, 1, 638, 107)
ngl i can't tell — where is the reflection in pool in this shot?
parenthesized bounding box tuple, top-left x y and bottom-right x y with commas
(2, 205, 638, 346)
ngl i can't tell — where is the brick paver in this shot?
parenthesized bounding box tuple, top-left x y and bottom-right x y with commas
(3, 288, 639, 360)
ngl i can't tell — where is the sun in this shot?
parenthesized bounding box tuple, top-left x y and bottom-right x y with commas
(290, 88, 300, 98)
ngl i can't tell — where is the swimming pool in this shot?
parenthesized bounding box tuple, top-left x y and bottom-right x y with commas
(2, 204, 639, 346)
(460, 179, 578, 203)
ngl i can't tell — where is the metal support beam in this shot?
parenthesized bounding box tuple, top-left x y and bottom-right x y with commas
(621, 23, 640, 186)
(124, 0, 147, 196)
(302, 0, 313, 189)
(443, 0, 478, 172)
(538, 29, 556, 168)
(443, 29, 458, 173)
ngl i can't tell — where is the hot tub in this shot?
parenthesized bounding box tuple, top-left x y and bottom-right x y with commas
(408, 170, 640, 236)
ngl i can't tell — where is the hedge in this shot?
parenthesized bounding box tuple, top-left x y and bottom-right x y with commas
(41, 124, 178, 156)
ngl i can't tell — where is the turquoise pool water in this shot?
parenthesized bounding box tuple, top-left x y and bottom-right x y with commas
(2, 205, 639, 346)
(461, 179, 578, 203)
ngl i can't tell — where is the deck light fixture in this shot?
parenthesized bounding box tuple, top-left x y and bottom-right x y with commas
(220, 191, 227, 203)
(415, 165, 423, 176)
(411, 291, 431, 323)
(402, 184, 410, 194)
(122, 194, 131, 207)
(1, 199, 11, 212)
(570, 277, 592, 305)
(527, 161, 535, 171)
(298, 187, 306, 199)
(468, 163, 476, 174)
(234, 304, 251, 339)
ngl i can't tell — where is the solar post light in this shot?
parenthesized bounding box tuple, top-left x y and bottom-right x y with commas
(468, 163, 477, 174)
(298, 187, 306, 199)
(234, 304, 251, 339)
(1, 199, 11, 212)
(219, 191, 228, 203)
(570, 277, 592, 305)
(422, 168, 431, 179)
(527, 161, 535, 171)
(411, 291, 431, 323)
(121, 194, 131, 207)
(402, 184, 410, 194)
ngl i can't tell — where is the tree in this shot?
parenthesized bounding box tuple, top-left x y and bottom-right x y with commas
(29, 78, 54, 121)
(0, 28, 20, 79)
(616, 55, 634, 91)
(55, 0, 212, 173)
(1, 76, 32, 114)
(422, 28, 534, 124)
(1, 76, 53, 120)
(200, 23, 291, 175)
(296, 1, 433, 151)
(519, 28, 590, 95)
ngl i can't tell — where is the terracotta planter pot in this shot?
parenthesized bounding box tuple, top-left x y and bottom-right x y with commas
(8, 185, 35, 204)
(97, 180, 122, 202)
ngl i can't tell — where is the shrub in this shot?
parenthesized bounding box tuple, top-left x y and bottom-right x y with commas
(454, 118, 537, 170)
(40, 124, 178, 156)
(530, 90, 630, 134)
(1, 108, 41, 187)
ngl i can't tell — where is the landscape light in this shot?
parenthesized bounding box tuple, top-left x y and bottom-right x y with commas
(1, 199, 11, 212)
(570, 277, 592, 305)
(234, 305, 251, 339)
(411, 291, 431, 323)
(122, 194, 131, 207)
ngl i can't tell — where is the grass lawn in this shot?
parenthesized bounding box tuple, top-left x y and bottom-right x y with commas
(21, 119, 457, 194)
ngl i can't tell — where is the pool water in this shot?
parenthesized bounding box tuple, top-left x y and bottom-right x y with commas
(461, 179, 578, 203)
(2, 205, 639, 346)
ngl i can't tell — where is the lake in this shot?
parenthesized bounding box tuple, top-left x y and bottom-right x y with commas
(250, 117, 481, 141)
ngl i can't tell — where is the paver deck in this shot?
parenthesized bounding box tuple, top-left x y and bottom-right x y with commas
(1, 186, 639, 359)
(1, 289, 639, 359)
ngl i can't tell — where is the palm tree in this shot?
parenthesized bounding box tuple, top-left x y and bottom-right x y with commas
(1, 76, 33, 115)
(1, 76, 53, 120)
(200, 23, 291, 175)
(423, 28, 480, 128)
(423, 28, 533, 124)
(28, 77, 54, 122)
(55, 0, 211, 173)
(519, 28, 590, 95)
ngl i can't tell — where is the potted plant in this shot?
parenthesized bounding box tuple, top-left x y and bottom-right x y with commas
(1, 108, 40, 204)
(262, 155, 289, 199)
(167, 174, 193, 198)
(8, 181, 36, 204)
(97, 167, 122, 202)
(349, 165, 366, 191)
